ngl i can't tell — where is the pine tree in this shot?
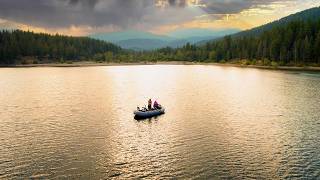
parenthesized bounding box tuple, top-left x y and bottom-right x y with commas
(315, 31, 320, 63)
(303, 36, 311, 63)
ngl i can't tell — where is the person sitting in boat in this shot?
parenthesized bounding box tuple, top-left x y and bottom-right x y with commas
(148, 99, 152, 110)
(153, 100, 160, 109)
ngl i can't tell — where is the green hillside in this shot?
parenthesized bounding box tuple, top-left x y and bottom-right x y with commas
(143, 7, 320, 66)
(0, 30, 121, 64)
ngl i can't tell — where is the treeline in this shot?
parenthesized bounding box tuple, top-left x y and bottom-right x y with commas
(142, 19, 320, 66)
(1, 18, 320, 66)
(0, 30, 121, 64)
(206, 19, 320, 65)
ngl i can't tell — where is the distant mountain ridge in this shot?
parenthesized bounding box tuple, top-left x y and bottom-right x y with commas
(89, 28, 239, 50)
(116, 38, 168, 51)
(90, 30, 173, 43)
(168, 28, 239, 39)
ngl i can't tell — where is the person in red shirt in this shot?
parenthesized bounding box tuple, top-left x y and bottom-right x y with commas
(153, 100, 159, 109)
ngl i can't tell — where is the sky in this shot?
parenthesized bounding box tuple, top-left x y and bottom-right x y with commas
(0, 0, 319, 36)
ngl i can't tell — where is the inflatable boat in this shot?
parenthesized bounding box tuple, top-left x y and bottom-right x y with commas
(134, 107, 165, 119)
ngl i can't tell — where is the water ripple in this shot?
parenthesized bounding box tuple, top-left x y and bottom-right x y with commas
(0, 66, 319, 179)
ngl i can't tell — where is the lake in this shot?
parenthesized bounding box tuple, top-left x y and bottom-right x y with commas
(0, 65, 320, 179)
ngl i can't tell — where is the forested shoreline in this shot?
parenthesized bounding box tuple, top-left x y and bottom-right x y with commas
(1, 16, 320, 66)
(143, 19, 320, 66)
(0, 30, 121, 64)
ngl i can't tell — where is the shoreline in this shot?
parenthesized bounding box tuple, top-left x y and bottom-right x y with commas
(1, 61, 320, 72)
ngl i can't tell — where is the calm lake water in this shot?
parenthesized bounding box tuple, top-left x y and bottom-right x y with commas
(0, 65, 320, 179)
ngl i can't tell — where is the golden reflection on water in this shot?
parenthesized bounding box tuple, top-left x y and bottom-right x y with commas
(0, 65, 320, 179)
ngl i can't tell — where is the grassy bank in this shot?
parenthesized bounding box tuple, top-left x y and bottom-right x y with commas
(1, 60, 320, 72)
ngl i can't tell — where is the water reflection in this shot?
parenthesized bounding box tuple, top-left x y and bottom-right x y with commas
(0, 65, 319, 179)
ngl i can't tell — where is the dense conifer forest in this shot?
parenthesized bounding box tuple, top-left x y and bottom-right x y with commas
(1, 7, 320, 66)
(144, 7, 320, 66)
(0, 30, 121, 64)
(146, 18, 320, 66)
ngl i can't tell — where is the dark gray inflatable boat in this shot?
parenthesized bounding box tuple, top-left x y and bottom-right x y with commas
(134, 107, 165, 119)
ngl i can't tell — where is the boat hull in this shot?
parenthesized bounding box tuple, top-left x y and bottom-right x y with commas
(134, 108, 165, 119)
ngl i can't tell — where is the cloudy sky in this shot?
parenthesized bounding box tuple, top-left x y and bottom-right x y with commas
(0, 0, 319, 36)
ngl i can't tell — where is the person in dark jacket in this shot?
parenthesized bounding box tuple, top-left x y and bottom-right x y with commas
(148, 99, 152, 110)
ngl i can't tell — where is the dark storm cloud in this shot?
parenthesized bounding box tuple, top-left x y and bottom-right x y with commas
(0, 0, 287, 29)
(199, 0, 283, 14)
(0, 0, 154, 28)
(167, 0, 186, 7)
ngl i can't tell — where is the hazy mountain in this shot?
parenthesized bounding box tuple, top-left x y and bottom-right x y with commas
(116, 39, 168, 51)
(90, 30, 173, 43)
(90, 28, 240, 50)
(125, 36, 226, 49)
(168, 28, 239, 39)
(168, 36, 219, 47)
